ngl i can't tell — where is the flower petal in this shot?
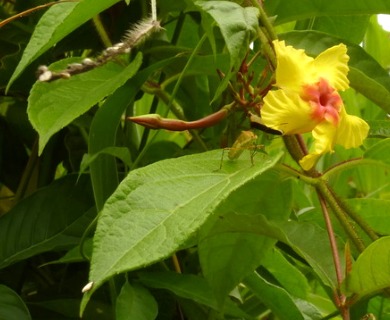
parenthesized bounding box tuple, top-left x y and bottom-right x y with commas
(262, 89, 315, 134)
(299, 122, 337, 170)
(273, 40, 314, 93)
(312, 44, 350, 91)
(335, 108, 369, 148)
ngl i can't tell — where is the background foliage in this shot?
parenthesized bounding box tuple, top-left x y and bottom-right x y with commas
(1, 0, 390, 319)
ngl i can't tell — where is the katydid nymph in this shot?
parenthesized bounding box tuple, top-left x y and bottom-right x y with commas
(220, 130, 263, 169)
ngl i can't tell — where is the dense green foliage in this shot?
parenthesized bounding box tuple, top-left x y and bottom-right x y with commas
(1, 0, 390, 319)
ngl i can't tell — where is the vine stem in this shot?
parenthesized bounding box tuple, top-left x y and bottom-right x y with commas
(250, 0, 277, 41)
(316, 181, 366, 253)
(316, 191, 349, 319)
(141, 84, 209, 152)
(151, 0, 157, 21)
(92, 15, 112, 48)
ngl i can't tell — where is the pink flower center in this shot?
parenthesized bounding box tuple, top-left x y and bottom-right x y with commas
(302, 78, 342, 125)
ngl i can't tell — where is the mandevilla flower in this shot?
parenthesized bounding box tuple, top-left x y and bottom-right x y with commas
(261, 40, 369, 170)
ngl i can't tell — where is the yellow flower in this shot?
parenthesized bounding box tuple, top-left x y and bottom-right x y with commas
(261, 40, 369, 170)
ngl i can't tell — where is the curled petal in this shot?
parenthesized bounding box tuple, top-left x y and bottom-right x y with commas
(299, 122, 337, 170)
(273, 40, 350, 93)
(313, 44, 350, 91)
(273, 40, 314, 92)
(335, 108, 370, 148)
(262, 89, 316, 135)
(299, 153, 321, 171)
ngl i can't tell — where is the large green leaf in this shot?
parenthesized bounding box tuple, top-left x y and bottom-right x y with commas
(344, 236, 390, 297)
(81, 150, 282, 310)
(0, 175, 95, 269)
(265, 0, 390, 26)
(367, 120, 390, 138)
(280, 31, 390, 114)
(0, 285, 31, 320)
(243, 272, 308, 320)
(28, 54, 142, 154)
(364, 138, 390, 166)
(346, 198, 390, 235)
(198, 212, 341, 288)
(279, 219, 343, 289)
(194, 1, 258, 100)
(198, 170, 293, 304)
(261, 248, 310, 299)
(116, 281, 158, 320)
(7, 0, 121, 89)
(308, 15, 370, 44)
(138, 271, 250, 318)
(195, 1, 258, 69)
(88, 57, 178, 210)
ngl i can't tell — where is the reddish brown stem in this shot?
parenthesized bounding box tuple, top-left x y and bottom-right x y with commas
(128, 107, 229, 131)
(0, 0, 75, 28)
(317, 191, 350, 320)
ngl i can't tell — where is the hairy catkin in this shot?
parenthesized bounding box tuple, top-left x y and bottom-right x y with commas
(37, 17, 162, 82)
(122, 18, 161, 49)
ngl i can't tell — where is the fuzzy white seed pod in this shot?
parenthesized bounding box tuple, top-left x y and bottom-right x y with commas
(105, 46, 119, 54)
(68, 63, 83, 71)
(38, 70, 52, 82)
(122, 17, 162, 49)
(81, 281, 94, 293)
(38, 65, 49, 73)
(82, 58, 95, 66)
(59, 72, 71, 79)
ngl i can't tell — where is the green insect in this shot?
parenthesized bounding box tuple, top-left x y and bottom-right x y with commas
(220, 130, 263, 169)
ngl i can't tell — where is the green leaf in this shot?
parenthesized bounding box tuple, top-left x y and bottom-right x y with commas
(265, 0, 390, 26)
(116, 281, 158, 320)
(28, 54, 142, 154)
(0, 175, 95, 269)
(344, 236, 390, 297)
(243, 272, 306, 320)
(365, 16, 390, 69)
(195, 1, 258, 69)
(0, 285, 31, 320)
(198, 171, 293, 304)
(138, 272, 250, 318)
(279, 31, 390, 114)
(364, 138, 390, 166)
(261, 248, 310, 299)
(308, 15, 370, 44)
(80, 147, 132, 174)
(279, 220, 343, 289)
(42, 239, 93, 266)
(88, 57, 177, 210)
(7, 0, 121, 89)
(200, 212, 341, 288)
(346, 199, 390, 235)
(367, 120, 390, 138)
(81, 150, 282, 308)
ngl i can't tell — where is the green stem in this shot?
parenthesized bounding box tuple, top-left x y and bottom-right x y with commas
(273, 164, 318, 185)
(142, 84, 209, 151)
(282, 135, 320, 177)
(256, 26, 276, 70)
(316, 181, 366, 253)
(253, 0, 277, 41)
(168, 33, 207, 108)
(322, 159, 380, 242)
(92, 15, 112, 48)
(328, 187, 379, 242)
(322, 158, 389, 179)
(15, 138, 39, 202)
